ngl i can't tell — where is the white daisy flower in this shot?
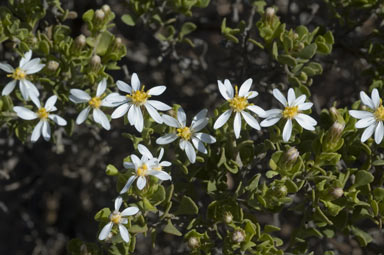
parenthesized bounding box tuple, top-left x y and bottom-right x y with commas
(156, 107, 216, 163)
(69, 78, 113, 130)
(349, 88, 384, 144)
(13, 95, 67, 142)
(0, 50, 45, 100)
(260, 88, 317, 142)
(213, 78, 266, 139)
(98, 196, 139, 243)
(120, 152, 172, 194)
(105, 73, 171, 132)
(137, 144, 172, 171)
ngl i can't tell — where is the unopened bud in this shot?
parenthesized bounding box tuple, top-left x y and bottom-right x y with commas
(265, 7, 275, 22)
(91, 55, 101, 69)
(329, 122, 345, 142)
(67, 11, 78, 19)
(293, 33, 299, 40)
(232, 229, 246, 243)
(299, 71, 308, 82)
(102, 4, 111, 14)
(223, 212, 233, 224)
(188, 237, 200, 249)
(330, 187, 343, 199)
(274, 184, 288, 197)
(95, 9, 105, 21)
(47, 60, 59, 71)
(75, 34, 86, 48)
(284, 147, 299, 166)
(297, 42, 305, 50)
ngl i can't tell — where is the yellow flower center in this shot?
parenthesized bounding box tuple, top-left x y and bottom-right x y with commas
(127, 85, 150, 106)
(177, 126, 192, 140)
(37, 107, 49, 119)
(89, 96, 102, 108)
(110, 212, 122, 224)
(153, 165, 162, 171)
(7, 67, 26, 80)
(374, 105, 384, 121)
(228, 85, 249, 112)
(283, 105, 299, 119)
(137, 163, 148, 177)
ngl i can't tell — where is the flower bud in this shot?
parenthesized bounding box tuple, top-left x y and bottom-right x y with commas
(299, 71, 308, 82)
(330, 187, 343, 199)
(265, 7, 275, 23)
(102, 4, 111, 14)
(91, 55, 101, 69)
(232, 229, 246, 243)
(75, 34, 86, 49)
(95, 9, 105, 21)
(273, 184, 288, 198)
(47, 60, 59, 72)
(283, 147, 299, 167)
(329, 122, 345, 142)
(223, 211, 233, 224)
(188, 237, 200, 249)
(293, 33, 299, 40)
(67, 11, 78, 19)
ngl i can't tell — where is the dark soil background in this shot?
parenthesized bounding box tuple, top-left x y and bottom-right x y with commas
(0, 0, 383, 254)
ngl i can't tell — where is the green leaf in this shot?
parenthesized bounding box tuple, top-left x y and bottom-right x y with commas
(374, 187, 384, 201)
(302, 62, 323, 76)
(353, 170, 374, 187)
(350, 226, 373, 246)
(316, 41, 331, 54)
(96, 31, 113, 56)
(163, 220, 182, 236)
(175, 196, 198, 215)
(323, 31, 334, 44)
(372, 159, 384, 166)
(121, 14, 135, 26)
(272, 41, 278, 59)
(298, 43, 317, 59)
(82, 9, 94, 22)
(285, 178, 299, 193)
(248, 38, 264, 49)
(94, 208, 111, 222)
(179, 22, 197, 39)
(106, 164, 119, 176)
(277, 54, 297, 66)
(149, 185, 166, 206)
(266, 170, 278, 178)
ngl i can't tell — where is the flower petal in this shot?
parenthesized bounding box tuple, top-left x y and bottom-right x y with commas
(115, 196, 123, 211)
(22, 80, 39, 99)
(31, 120, 43, 142)
(355, 117, 376, 129)
(121, 206, 140, 216)
(185, 141, 196, 163)
(96, 78, 107, 97)
(98, 222, 113, 241)
(138, 144, 153, 159)
(162, 114, 180, 128)
(94, 108, 111, 130)
(44, 95, 57, 111)
(19, 50, 32, 67)
(241, 111, 261, 130)
(49, 114, 67, 126)
(0, 63, 14, 73)
(147, 169, 172, 181)
(179, 139, 187, 150)
(42, 121, 51, 141)
(131, 154, 141, 168)
(156, 134, 178, 144)
(233, 112, 241, 139)
(120, 176, 137, 194)
(133, 106, 144, 132)
(194, 132, 216, 143)
(147, 100, 171, 111)
(112, 103, 130, 119)
(192, 109, 208, 124)
(103, 93, 128, 107)
(14, 106, 37, 120)
(298, 102, 313, 111)
(287, 88, 296, 106)
(214, 109, 232, 129)
(294, 113, 316, 130)
(239, 78, 252, 97)
(218, 80, 230, 100)
(123, 162, 135, 169)
(2, 80, 17, 96)
(24, 59, 45, 74)
(191, 117, 208, 132)
(361, 123, 376, 142)
(349, 110, 374, 119)
(246, 105, 265, 117)
(136, 176, 146, 190)
(177, 107, 187, 126)
(273, 88, 287, 106)
(70, 89, 91, 102)
(293, 95, 306, 106)
(76, 107, 91, 124)
(371, 89, 381, 109)
(144, 103, 162, 124)
(360, 91, 375, 109)
(282, 119, 293, 142)
(224, 79, 234, 98)
(117, 80, 132, 94)
(260, 116, 281, 127)
(19, 80, 30, 100)
(118, 224, 130, 243)
(148, 86, 166, 96)
(247, 91, 259, 99)
(192, 137, 207, 154)
(131, 73, 140, 91)
(375, 121, 384, 144)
